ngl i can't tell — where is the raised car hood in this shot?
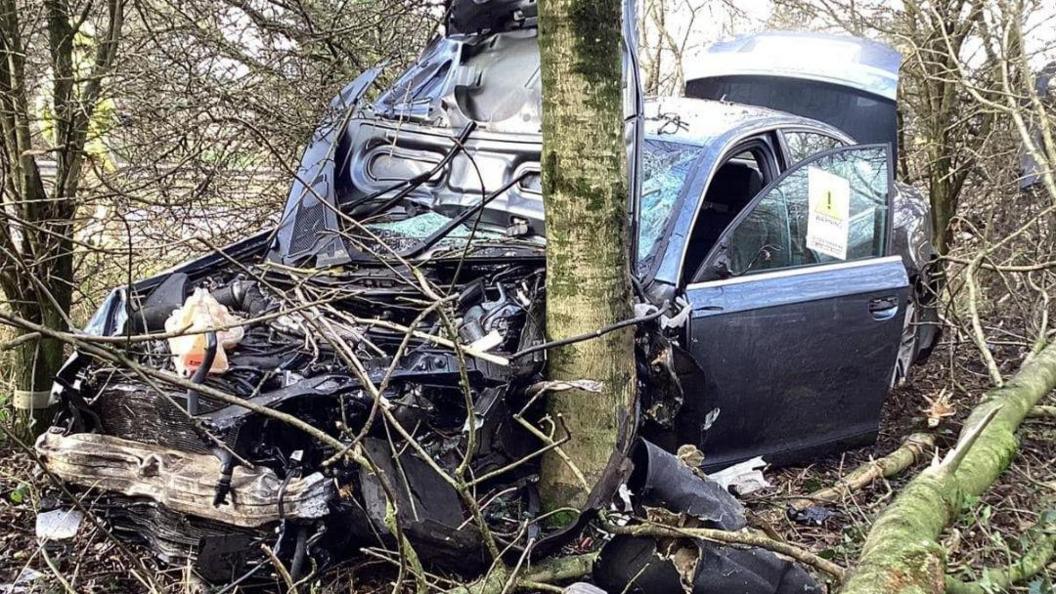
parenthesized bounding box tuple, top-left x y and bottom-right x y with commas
(685, 32, 902, 159)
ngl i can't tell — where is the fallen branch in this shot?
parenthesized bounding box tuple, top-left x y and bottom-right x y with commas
(522, 553, 598, 585)
(601, 520, 847, 581)
(1027, 404, 1056, 419)
(789, 433, 935, 512)
(944, 526, 1056, 594)
(447, 553, 598, 594)
(839, 341, 1056, 594)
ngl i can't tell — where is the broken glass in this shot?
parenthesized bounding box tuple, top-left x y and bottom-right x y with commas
(637, 139, 708, 267)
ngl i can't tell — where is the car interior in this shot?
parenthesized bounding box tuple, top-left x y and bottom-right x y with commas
(681, 146, 772, 281)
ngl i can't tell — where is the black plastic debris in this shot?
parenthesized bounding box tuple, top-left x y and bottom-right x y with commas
(359, 438, 485, 568)
(593, 440, 821, 594)
(788, 505, 839, 526)
(127, 272, 189, 332)
(446, 0, 538, 34)
(594, 535, 822, 594)
(630, 439, 745, 530)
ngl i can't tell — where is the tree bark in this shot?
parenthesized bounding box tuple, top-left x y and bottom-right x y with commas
(839, 342, 1056, 594)
(536, 0, 637, 511)
(11, 334, 65, 440)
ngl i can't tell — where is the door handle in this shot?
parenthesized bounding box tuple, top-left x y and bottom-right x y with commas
(868, 296, 899, 321)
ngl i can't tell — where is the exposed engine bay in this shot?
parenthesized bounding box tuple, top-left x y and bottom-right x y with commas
(40, 257, 576, 584)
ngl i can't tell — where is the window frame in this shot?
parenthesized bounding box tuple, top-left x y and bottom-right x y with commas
(635, 137, 714, 277)
(675, 133, 781, 282)
(777, 127, 852, 170)
(691, 143, 895, 284)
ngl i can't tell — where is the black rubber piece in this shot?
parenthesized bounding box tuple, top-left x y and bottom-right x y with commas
(186, 331, 218, 416)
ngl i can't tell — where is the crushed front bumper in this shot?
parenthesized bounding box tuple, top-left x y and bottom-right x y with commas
(36, 431, 335, 528)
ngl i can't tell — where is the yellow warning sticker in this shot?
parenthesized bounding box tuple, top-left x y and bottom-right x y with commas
(806, 166, 850, 260)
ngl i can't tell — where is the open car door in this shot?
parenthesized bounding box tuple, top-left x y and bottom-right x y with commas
(674, 145, 909, 470)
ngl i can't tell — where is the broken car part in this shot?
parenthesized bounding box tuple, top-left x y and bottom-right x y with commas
(594, 440, 819, 594)
(630, 439, 745, 530)
(37, 431, 334, 528)
(594, 535, 822, 594)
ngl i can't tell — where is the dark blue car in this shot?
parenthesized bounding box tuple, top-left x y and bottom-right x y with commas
(39, 10, 940, 582)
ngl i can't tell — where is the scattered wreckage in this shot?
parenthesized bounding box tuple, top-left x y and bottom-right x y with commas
(35, 1, 940, 591)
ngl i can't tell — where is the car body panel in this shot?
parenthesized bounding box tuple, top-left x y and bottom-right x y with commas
(657, 256, 909, 468)
(646, 143, 909, 467)
(685, 32, 901, 101)
(273, 67, 383, 264)
(685, 32, 901, 162)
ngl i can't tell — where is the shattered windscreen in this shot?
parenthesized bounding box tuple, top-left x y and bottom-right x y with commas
(637, 138, 708, 267)
(359, 211, 504, 253)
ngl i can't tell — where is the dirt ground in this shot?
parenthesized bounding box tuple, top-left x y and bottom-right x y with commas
(2, 341, 1054, 593)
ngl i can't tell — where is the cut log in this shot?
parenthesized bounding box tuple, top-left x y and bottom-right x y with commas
(839, 342, 1056, 594)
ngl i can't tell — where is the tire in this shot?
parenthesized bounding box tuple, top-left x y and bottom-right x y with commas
(892, 297, 918, 387)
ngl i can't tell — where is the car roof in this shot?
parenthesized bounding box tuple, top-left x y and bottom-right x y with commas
(643, 96, 853, 147)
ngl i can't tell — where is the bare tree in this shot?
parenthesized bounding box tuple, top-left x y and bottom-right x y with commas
(0, 0, 126, 437)
(840, 2, 1056, 591)
(771, 0, 994, 254)
(638, 0, 744, 96)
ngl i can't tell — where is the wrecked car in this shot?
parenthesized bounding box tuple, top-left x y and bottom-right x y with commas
(35, 2, 939, 589)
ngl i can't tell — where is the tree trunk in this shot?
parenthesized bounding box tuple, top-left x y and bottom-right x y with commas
(839, 342, 1056, 594)
(0, 0, 123, 439)
(536, 0, 638, 511)
(6, 242, 72, 439)
(11, 334, 64, 440)
(4, 180, 74, 440)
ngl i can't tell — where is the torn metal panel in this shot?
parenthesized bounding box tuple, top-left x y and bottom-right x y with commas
(273, 66, 384, 265)
(37, 432, 334, 528)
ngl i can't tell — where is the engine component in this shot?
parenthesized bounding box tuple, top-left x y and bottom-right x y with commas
(41, 260, 550, 582)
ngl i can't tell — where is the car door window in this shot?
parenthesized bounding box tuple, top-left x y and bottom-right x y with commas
(783, 131, 845, 165)
(717, 145, 890, 277)
(680, 140, 776, 281)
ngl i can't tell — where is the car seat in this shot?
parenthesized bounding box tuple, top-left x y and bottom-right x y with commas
(682, 162, 764, 280)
